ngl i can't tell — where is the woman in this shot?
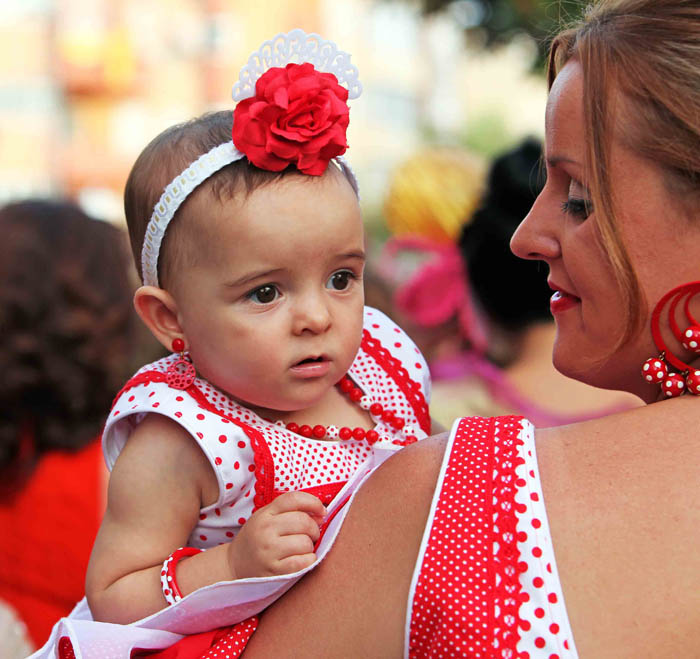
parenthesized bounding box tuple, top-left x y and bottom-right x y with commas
(0, 200, 148, 649)
(241, 1, 700, 656)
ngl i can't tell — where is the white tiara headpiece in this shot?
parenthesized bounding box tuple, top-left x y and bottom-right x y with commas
(141, 29, 362, 288)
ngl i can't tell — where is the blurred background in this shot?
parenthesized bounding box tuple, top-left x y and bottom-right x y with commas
(0, 0, 585, 225)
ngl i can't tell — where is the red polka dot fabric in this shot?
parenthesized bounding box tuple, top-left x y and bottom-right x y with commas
(407, 417, 578, 658)
(198, 616, 258, 659)
(104, 307, 430, 551)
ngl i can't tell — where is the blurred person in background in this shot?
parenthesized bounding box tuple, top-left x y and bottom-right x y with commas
(384, 139, 639, 427)
(374, 145, 486, 363)
(0, 199, 148, 649)
(431, 137, 640, 425)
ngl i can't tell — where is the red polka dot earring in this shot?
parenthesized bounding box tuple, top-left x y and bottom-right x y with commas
(642, 281, 700, 398)
(166, 338, 197, 390)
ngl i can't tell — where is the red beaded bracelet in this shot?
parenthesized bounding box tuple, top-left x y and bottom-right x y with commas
(160, 546, 202, 605)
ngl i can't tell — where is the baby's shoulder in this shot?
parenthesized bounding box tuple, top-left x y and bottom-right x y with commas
(104, 361, 256, 471)
(360, 305, 431, 401)
(362, 305, 427, 365)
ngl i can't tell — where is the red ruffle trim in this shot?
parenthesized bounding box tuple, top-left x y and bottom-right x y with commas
(359, 329, 431, 434)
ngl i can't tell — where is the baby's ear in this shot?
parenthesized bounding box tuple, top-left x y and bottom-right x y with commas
(133, 286, 184, 352)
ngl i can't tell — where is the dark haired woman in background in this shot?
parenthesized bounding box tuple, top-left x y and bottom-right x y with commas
(0, 200, 152, 649)
(429, 138, 639, 426)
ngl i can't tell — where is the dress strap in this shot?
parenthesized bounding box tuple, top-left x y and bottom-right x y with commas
(406, 415, 525, 658)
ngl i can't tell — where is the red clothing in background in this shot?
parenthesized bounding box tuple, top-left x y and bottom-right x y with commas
(0, 439, 103, 647)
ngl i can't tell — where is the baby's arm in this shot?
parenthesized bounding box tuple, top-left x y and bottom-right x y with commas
(86, 414, 325, 624)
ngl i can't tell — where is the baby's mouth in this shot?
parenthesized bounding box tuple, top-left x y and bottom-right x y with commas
(295, 356, 325, 366)
(290, 355, 331, 378)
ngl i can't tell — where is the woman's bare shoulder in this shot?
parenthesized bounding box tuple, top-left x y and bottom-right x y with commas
(535, 399, 700, 657)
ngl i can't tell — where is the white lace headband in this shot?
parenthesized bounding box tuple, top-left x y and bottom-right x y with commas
(141, 28, 363, 288)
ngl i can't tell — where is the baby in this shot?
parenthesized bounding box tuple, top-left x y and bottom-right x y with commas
(83, 30, 434, 626)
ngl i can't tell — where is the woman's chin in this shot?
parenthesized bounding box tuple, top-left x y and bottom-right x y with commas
(552, 348, 611, 389)
(552, 348, 646, 398)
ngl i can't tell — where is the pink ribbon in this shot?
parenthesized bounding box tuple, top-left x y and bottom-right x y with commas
(381, 236, 489, 354)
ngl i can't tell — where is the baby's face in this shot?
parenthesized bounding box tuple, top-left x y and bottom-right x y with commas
(170, 168, 365, 417)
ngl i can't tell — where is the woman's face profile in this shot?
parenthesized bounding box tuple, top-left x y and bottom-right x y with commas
(512, 59, 700, 397)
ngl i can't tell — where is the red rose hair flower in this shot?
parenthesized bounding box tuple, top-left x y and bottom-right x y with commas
(232, 62, 350, 176)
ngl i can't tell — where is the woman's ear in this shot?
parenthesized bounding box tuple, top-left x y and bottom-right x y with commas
(133, 286, 184, 352)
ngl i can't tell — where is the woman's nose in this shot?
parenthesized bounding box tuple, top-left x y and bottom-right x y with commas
(510, 193, 561, 262)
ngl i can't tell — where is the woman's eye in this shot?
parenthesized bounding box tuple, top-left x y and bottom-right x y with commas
(327, 270, 354, 291)
(561, 198, 592, 220)
(248, 284, 279, 304)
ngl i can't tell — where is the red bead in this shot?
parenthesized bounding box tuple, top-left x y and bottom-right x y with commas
(366, 430, 379, 444)
(405, 435, 418, 444)
(286, 422, 299, 433)
(352, 427, 366, 440)
(681, 325, 700, 352)
(641, 357, 667, 384)
(686, 369, 700, 395)
(349, 388, 363, 402)
(172, 338, 185, 353)
(299, 425, 313, 437)
(392, 417, 405, 429)
(312, 424, 326, 438)
(661, 372, 686, 397)
(339, 378, 353, 392)
(381, 410, 395, 422)
(370, 403, 383, 416)
(339, 427, 352, 440)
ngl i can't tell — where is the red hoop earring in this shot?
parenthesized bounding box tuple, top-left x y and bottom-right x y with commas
(166, 338, 196, 390)
(642, 281, 700, 397)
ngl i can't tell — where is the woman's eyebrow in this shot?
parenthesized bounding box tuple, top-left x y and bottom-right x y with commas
(546, 155, 580, 169)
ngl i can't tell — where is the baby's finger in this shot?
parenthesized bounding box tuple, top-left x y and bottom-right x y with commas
(273, 511, 322, 543)
(275, 532, 316, 558)
(273, 551, 317, 575)
(268, 491, 327, 517)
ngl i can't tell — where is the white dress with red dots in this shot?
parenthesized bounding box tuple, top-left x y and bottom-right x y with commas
(406, 416, 578, 659)
(102, 306, 431, 546)
(31, 307, 431, 659)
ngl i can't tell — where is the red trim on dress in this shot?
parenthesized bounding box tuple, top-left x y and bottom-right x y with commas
(313, 492, 352, 551)
(276, 481, 346, 507)
(360, 329, 431, 434)
(408, 416, 524, 657)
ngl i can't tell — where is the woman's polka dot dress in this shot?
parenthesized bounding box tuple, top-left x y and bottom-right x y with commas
(407, 416, 579, 658)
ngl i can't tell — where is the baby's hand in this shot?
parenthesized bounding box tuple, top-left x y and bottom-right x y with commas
(228, 491, 326, 579)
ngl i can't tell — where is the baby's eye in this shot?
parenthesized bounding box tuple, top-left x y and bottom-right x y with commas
(326, 270, 354, 291)
(248, 284, 279, 304)
(561, 198, 592, 220)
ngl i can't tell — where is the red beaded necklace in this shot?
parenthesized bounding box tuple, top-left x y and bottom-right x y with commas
(277, 375, 418, 446)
